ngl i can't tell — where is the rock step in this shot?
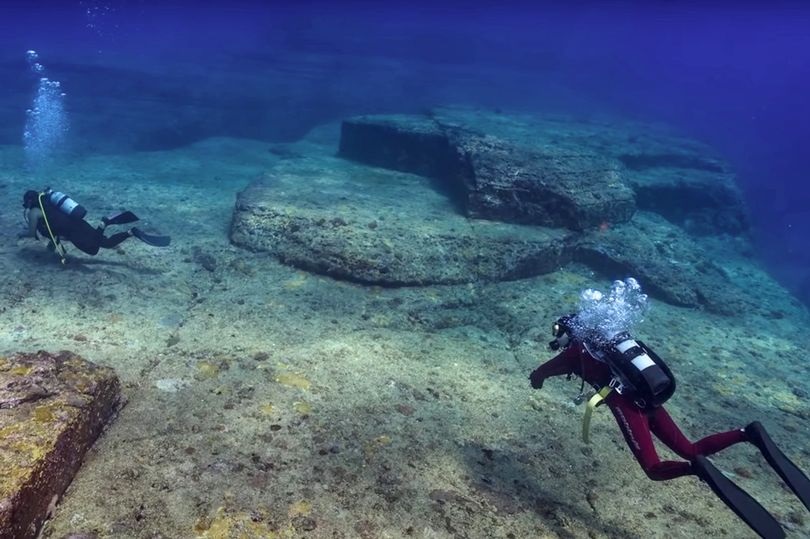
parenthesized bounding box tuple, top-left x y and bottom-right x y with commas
(339, 107, 748, 235)
(0, 351, 121, 539)
(339, 114, 635, 230)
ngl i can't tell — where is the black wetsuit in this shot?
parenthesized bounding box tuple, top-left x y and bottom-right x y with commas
(36, 201, 130, 255)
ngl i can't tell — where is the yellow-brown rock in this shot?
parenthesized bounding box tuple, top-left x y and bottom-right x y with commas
(0, 351, 121, 539)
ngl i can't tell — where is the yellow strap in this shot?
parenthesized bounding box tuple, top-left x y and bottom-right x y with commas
(37, 193, 67, 265)
(582, 386, 613, 444)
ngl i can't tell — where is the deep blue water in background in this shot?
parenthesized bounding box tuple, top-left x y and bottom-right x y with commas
(2, 1, 809, 305)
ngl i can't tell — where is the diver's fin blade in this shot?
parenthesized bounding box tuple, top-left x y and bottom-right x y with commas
(746, 421, 810, 511)
(131, 227, 171, 247)
(693, 456, 785, 539)
(103, 211, 139, 226)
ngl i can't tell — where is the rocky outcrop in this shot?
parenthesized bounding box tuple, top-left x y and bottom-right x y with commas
(0, 351, 122, 539)
(232, 108, 754, 313)
(230, 158, 574, 286)
(340, 114, 636, 230)
(446, 131, 635, 229)
(574, 212, 746, 314)
(229, 160, 744, 312)
(624, 168, 748, 235)
(339, 107, 748, 234)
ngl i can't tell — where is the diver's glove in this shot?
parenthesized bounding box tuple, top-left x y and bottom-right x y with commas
(529, 367, 544, 389)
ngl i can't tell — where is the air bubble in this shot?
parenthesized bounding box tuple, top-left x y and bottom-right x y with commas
(571, 278, 650, 343)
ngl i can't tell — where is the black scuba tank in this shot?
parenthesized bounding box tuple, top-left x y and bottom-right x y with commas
(44, 189, 87, 220)
(603, 333, 676, 410)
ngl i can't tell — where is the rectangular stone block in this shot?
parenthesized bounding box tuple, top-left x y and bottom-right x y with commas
(0, 351, 121, 539)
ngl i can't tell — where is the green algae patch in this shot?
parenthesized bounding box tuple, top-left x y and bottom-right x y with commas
(293, 401, 312, 415)
(288, 500, 312, 517)
(0, 351, 122, 539)
(275, 372, 311, 390)
(363, 434, 393, 460)
(32, 404, 56, 423)
(195, 506, 279, 539)
(197, 361, 221, 379)
(9, 365, 33, 376)
(259, 403, 275, 415)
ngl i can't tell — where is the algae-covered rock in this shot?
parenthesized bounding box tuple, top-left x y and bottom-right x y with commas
(574, 212, 746, 313)
(339, 107, 748, 234)
(230, 158, 574, 286)
(340, 113, 636, 230)
(0, 351, 121, 539)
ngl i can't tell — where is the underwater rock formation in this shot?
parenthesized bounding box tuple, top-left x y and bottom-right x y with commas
(230, 160, 574, 286)
(0, 352, 121, 539)
(340, 113, 636, 230)
(574, 212, 746, 314)
(231, 107, 753, 313)
(340, 107, 748, 234)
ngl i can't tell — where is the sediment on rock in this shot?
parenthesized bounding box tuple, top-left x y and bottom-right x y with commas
(230, 163, 575, 287)
(0, 351, 122, 539)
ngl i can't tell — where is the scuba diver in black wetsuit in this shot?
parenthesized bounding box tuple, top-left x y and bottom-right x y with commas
(20, 188, 170, 264)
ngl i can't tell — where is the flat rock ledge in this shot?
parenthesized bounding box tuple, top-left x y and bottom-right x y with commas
(230, 108, 753, 313)
(0, 351, 121, 539)
(230, 159, 574, 286)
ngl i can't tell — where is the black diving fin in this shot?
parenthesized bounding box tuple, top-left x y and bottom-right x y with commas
(131, 227, 171, 247)
(103, 211, 139, 226)
(693, 455, 784, 539)
(746, 421, 810, 512)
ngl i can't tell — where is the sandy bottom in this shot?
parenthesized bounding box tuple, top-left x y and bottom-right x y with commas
(1, 136, 808, 539)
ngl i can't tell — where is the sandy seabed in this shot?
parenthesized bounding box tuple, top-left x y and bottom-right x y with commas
(1, 131, 808, 539)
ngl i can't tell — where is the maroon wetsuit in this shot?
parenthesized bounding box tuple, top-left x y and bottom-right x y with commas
(531, 341, 748, 480)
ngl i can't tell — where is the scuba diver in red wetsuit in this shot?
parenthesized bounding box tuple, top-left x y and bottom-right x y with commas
(529, 279, 809, 539)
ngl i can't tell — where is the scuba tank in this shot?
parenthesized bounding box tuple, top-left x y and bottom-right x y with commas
(44, 188, 87, 220)
(599, 332, 676, 409)
(549, 314, 676, 410)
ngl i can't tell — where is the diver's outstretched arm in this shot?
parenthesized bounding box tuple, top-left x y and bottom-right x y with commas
(529, 344, 580, 389)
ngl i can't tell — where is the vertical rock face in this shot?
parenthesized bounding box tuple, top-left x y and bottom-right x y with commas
(338, 108, 749, 235)
(0, 351, 122, 539)
(447, 131, 636, 229)
(339, 115, 456, 179)
(339, 114, 637, 230)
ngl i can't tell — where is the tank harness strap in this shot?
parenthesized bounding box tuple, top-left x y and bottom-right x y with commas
(582, 386, 613, 444)
(37, 192, 67, 265)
